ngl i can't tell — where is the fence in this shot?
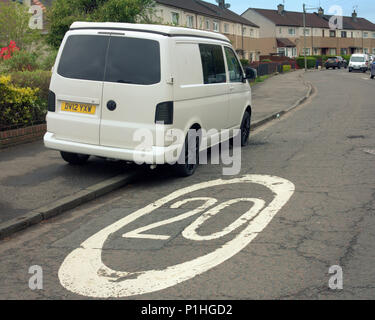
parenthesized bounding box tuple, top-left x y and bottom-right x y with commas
(248, 61, 297, 77)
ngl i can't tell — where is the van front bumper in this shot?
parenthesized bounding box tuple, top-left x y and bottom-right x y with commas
(44, 132, 182, 165)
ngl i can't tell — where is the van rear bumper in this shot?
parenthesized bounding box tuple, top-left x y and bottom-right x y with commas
(44, 132, 181, 164)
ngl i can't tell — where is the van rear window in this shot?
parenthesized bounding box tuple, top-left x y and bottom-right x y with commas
(58, 35, 108, 82)
(57, 35, 161, 85)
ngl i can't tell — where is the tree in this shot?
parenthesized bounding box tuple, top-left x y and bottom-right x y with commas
(46, 0, 157, 49)
(0, 2, 40, 49)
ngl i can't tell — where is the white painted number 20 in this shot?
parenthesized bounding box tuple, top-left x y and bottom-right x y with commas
(58, 175, 295, 298)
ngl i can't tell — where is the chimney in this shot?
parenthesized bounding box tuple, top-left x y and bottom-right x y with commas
(318, 7, 324, 17)
(277, 4, 285, 15)
(217, 0, 225, 9)
(352, 10, 358, 22)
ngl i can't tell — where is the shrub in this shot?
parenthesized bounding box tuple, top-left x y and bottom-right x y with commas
(9, 70, 51, 106)
(40, 50, 58, 71)
(296, 56, 317, 69)
(0, 75, 43, 128)
(240, 59, 249, 67)
(2, 50, 39, 72)
(261, 59, 272, 62)
(282, 64, 291, 72)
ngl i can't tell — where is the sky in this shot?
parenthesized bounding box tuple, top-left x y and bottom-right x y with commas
(204, 0, 375, 23)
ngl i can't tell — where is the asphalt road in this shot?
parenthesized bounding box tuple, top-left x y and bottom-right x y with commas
(0, 69, 374, 300)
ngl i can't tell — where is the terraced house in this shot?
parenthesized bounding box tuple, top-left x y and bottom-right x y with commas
(242, 4, 375, 58)
(153, 0, 265, 61)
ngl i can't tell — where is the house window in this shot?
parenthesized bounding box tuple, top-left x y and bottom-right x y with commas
(302, 48, 311, 55)
(277, 48, 286, 56)
(288, 28, 296, 35)
(171, 12, 179, 25)
(242, 27, 246, 35)
(341, 48, 348, 55)
(213, 21, 219, 32)
(364, 32, 369, 38)
(341, 31, 347, 38)
(279, 28, 282, 34)
(187, 15, 194, 28)
(330, 30, 336, 37)
(224, 23, 229, 33)
(250, 28, 254, 37)
(206, 20, 210, 30)
(364, 48, 369, 54)
(329, 48, 336, 55)
(303, 29, 310, 36)
(351, 32, 354, 38)
(292, 47, 297, 57)
(322, 30, 325, 37)
(373, 48, 375, 54)
(373, 32, 375, 38)
(313, 48, 319, 55)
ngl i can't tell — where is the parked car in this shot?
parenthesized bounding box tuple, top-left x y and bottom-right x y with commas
(44, 22, 256, 177)
(348, 54, 369, 72)
(325, 56, 346, 69)
(371, 60, 375, 79)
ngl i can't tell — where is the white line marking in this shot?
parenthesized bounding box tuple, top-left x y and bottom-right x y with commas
(58, 174, 295, 298)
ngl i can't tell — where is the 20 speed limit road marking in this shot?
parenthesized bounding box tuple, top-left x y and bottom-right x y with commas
(58, 174, 295, 298)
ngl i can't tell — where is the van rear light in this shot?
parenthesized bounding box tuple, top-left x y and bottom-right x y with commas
(48, 91, 56, 112)
(155, 101, 173, 125)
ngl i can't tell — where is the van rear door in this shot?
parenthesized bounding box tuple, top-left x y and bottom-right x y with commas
(99, 35, 166, 150)
(49, 33, 109, 145)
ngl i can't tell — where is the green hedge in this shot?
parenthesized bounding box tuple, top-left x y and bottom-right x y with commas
(0, 75, 42, 128)
(9, 70, 51, 107)
(296, 56, 317, 69)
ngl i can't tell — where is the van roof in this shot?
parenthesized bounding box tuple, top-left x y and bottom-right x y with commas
(70, 22, 231, 43)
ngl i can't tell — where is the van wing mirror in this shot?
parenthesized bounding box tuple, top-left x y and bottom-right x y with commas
(245, 67, 257, 80)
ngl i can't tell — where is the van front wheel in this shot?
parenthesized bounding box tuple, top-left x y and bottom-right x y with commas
(240, 111, 251, 146)
(60, 152, 90, 165)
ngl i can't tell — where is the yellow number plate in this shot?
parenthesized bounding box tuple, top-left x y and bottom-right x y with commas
(61, 102, 96, 115)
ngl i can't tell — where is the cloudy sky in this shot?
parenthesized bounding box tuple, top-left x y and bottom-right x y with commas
(205, 0, 375, 23)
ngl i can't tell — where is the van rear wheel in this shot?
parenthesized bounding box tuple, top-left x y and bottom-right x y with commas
(60, 152, 90, 165)
(173, 131, 200, 177)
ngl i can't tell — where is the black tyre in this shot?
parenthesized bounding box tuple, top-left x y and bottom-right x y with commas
(349, 68, 352, 72)
(60, 152, 90, 165)
(174, 130, 200, 177)
(371, 75, 374, 79)
(240, 111, 251, 147)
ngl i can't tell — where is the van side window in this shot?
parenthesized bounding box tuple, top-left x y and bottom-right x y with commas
(199, 44, 226, 84)
(224, 47, 243, 82)
(58, 35, 109, 81)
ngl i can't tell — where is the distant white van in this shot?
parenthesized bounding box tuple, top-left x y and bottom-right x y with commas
(349, 53, 369, 72)
(44, 22, 256, 176)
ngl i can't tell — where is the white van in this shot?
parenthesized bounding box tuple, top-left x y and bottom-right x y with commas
(348, 54, 369, 72)
(44, 22, 255, 176)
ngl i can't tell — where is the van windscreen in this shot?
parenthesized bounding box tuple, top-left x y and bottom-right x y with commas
(57, 35, 161, 85)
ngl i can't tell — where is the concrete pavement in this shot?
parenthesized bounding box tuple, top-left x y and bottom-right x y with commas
(0, 70, 311, 238)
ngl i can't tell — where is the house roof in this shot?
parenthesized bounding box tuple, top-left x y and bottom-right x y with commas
(320, 14, 375, 31)
(248, 7, 375, 31)
(155, 0, 259, 27)
(250, 8, 328, 28)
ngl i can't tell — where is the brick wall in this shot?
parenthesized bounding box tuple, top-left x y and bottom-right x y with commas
(0, 124, 46, 149)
